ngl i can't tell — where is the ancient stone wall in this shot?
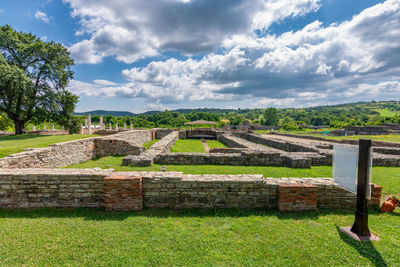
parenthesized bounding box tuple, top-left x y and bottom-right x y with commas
(110, 129, 152, 145)
(95, 138, 145, 157)
(0, 169, 107, 208)
(153, 152, 285, 166)
(142, 173, 277, 209)
(0, 138, 97, 169)
(122, 131, 179, 166)
(0, 130, 152, 169)
(242, 133, 319, 152)
(153, 128, 175, 139)
(0, 169, 382, 210)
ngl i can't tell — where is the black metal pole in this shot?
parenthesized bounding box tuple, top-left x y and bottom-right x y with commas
(350, 139, 371, 237)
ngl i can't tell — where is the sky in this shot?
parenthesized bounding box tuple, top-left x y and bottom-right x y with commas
(1, 0, 399, 113)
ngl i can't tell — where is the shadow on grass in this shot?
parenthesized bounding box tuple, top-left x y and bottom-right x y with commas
(336, 225, 388, 266)
(0, 207, 360, 222)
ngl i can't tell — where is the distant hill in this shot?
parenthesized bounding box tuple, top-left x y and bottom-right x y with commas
(74, 108, 239, 117)
(74, 101, 400, 117)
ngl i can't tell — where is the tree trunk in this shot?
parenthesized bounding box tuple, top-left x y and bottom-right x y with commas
(14, 120, 26, 134)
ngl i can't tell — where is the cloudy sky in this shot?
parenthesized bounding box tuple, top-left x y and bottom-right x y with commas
(1, 0, 399, 113)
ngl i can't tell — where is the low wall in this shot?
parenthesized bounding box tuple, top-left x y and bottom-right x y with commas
(111, 129, 152, 145)
(122, 132, 179, 167)
(0, 138, 97, 168)
(273, 132, 400, 148)
(243, 133, 319, 152)
(154, 152, 285, 166)
(0, 130, 152, 169)
(0, 169, 107, 208)
(0, 169, 382, 210)
(95, 138, 145, 157)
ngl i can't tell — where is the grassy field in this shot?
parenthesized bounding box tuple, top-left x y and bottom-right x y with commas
(171, 139, 205, 153)
(0, 134, 98, 158)
(325, 134, 400, 143)
(0, 207, 399, 266)
(254, 130, 400, 143)
(66, 156, 400, 197)
(206, 140, 227, 149)
(143, 139, 160, 150)
(378, 109, 399, 117)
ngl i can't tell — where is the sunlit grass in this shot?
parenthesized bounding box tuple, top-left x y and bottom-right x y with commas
(206, 140, 227, 149)
(0, 134, 98, 158)
(170, 139, 205, 152)
(143, 139, 160, 150)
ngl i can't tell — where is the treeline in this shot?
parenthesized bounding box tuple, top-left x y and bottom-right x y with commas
(1, 101, 399, 132)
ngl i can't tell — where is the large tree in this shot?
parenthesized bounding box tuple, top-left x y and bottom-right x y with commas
(0, 25, 76, 134)
(263, 107, 279, 125)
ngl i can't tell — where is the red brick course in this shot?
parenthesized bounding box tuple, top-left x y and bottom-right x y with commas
(104, 175, 142, 211)
(279, 184, 318, 212)
(370, 183, 382, 206)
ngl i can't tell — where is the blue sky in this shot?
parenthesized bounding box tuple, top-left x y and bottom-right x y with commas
(1, 0, 399, 113)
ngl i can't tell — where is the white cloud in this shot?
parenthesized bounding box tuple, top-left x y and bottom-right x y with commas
(34, 10, 50, 23)
(65, 0, 321, 63)
(145, 102, 170, 111)
(0, 9, 4, 14)
(68, 0, 400, 108)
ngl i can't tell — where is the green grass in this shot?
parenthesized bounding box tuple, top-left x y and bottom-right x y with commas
(255, 130, 400, 143)
(0, 207, 399, 266)
(170, 139, 205, 153)
(0, 134, 98, 158)
(324, 134, 400, 143)
(66, 156, 400, 197)
(378, 109, 399, 117)
(143, 139, 160, 150)
(206, 140, 227, 149)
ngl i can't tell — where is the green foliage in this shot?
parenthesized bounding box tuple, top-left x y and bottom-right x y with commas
(282, 121, 302, 131)
(0, 25, 76, 134)
(263, 107, 279, 125)
(0, 112, 13, 131)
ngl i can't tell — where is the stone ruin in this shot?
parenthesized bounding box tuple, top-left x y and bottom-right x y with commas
(121, 129, 400, 168)
(1, 128, 395, 211)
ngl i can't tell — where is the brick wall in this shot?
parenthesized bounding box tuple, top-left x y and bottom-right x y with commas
(279, 184, 318, 211)
(0, 170, 382, 210)
(104, 175, 142, 211)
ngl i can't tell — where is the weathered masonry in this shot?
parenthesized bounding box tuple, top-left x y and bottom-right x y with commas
(0, 130, 152, 168)
(0, 169, 381, 211)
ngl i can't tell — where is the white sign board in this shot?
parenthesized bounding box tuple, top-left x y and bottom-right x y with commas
(333, 144, 373, 199)
(333, 144, 358, 193)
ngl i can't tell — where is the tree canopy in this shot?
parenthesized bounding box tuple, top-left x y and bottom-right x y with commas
(0, 25, 77, 134)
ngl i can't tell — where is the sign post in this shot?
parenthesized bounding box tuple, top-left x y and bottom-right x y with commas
(340, 139, 380, 241)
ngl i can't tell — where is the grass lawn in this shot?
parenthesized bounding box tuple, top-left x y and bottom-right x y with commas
(255, 130, 400, 143)
(324, 134, 400, 143)
(206, 140, 227, 149)
(143, 139, 160, 150)
(0, 134, 98, 158)
(0, 207, 399, 265)
(66, 156, 400, 197)
(171, 139, 205, 153)
(378, 108, 399, 117)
